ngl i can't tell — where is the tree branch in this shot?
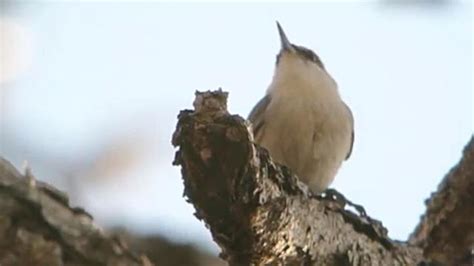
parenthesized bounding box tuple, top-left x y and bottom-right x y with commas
(0, 158, 152, 266)
(1, 89, 471, 265)
(172, 90, 430, 265)
(410, 136, 474, 265)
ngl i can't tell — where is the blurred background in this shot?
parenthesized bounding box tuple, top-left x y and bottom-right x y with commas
(0, 0, 472, 264)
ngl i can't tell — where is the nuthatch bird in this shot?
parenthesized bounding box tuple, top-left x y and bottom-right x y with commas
(248, 22, 354, 193)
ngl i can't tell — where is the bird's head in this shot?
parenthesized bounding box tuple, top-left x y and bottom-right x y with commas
(275, 22, 325, 72)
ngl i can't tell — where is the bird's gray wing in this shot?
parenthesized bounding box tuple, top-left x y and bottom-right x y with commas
(247, 94, 271, 138)
(344, 103, 354, 160)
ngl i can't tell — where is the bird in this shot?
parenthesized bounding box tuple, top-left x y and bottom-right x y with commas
(248, 22, 354, 194)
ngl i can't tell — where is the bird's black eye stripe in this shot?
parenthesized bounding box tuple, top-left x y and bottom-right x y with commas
(275, 45, 325, 69)
(293, 45, 324, 68)
(293, 45, 325, 69)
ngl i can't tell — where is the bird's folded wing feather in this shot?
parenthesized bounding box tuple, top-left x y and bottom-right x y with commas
(344, 103, 354, 160)
(247, 94, 271, 138)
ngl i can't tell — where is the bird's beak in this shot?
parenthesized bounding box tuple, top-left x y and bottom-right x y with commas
(276, 21, 293, 52)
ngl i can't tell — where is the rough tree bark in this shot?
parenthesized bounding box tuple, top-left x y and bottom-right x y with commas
(0, 158, 153, 266)
(0, 89, 471, 265)
(172, 89, 473, 265)
(0, 153, 224, 266)
(410, 137, 474, 265)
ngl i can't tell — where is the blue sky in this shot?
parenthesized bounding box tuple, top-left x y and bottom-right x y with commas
(1, 1, 472, 253)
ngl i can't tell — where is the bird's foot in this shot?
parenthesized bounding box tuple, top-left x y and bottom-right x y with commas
(319, 188, 367, 217)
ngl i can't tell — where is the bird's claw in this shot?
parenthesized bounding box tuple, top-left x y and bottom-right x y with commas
(319, 188, 367, 218)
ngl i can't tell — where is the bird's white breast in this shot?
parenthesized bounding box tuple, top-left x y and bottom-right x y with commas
(258, 55, 352, 192)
